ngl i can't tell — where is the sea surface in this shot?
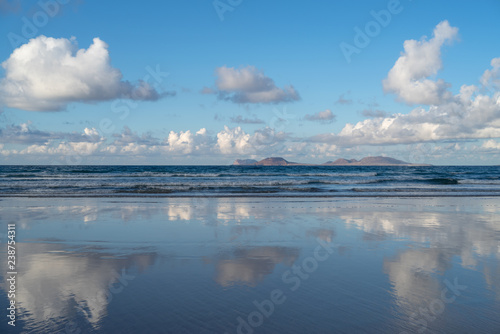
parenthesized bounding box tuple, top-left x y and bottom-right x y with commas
(0, 165, 499, 197)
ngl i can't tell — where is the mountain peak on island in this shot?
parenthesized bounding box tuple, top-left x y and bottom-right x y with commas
(323, 156, 414, 166)
(232, 156, 431, 166)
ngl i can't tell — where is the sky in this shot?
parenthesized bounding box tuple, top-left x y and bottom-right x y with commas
(0, 0, 499, 165)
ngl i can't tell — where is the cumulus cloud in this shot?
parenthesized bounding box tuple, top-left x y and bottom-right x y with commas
(312, 85, 500, 146)
(216, 126, 252, 154)
(0, 121, 104, 146)
(216, 126, 287, 155)
(16, 127, 105, 156)
(0, 121, 106, 159)
(482, 139, 500, 150)
(0, 36, 170, 111)
(103, 126, 287, 157)
(212, 66, 300, 104)
(166, 128, 212, 154)
(304, 109, 336, 123)
(383, 20, 458, 105)
(101, 126, 288, 158)
(481, 57, 500, 91)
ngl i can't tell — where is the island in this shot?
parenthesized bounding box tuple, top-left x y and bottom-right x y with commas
(232, 156, 431, 166)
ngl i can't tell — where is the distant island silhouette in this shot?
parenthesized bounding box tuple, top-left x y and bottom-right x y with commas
(233, 156, 431, 166)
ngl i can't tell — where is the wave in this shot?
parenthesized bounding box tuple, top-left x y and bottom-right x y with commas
(0, 171, 380, 179)
(1, 165, 499, 197)
(349, 187, 500, 193)
(0, 178, 467, 190)
(1, 174, 39, 178)
(457, 179, 500, 185)
(365, 177, 460, 185)
(422, 178, 459, 185)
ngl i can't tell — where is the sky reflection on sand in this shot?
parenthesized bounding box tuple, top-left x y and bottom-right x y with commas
(0, 197, 499, 333)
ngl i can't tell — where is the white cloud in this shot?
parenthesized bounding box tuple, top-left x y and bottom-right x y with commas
(166, 128, 212, 154)
(58, 141, 102, 155)
(167, 130, 196, 154)
(481, 57, 500, 90)
(312, 85, 500, 146)
(216, 126, 252, 154)
(20, 141, 98, 156)
(213, 66, 300, 104)
(0, 125, 105, 156)
(0, 121, 104, 146)
(304, 109, 336, 123)
(0, 36, 169, 111)
(84, 128, 99, 137)
(118, 143, 159, 155)
(216, 126, 287, 155)
(383, 20, 458, 105)
(482, 139, 500, 150)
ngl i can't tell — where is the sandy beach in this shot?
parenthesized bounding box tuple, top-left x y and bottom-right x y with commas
(1, 196, 499, 333)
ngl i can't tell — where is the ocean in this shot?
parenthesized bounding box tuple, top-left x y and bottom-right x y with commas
(1, 165, 499, 197)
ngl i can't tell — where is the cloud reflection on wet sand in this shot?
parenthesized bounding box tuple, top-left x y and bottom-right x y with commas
(0, 197, 499, 333)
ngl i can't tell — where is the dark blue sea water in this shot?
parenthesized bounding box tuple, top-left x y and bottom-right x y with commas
(0, 165, 499, 197)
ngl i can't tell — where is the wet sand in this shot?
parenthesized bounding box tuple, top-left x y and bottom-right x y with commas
(1, 197, 499, 333)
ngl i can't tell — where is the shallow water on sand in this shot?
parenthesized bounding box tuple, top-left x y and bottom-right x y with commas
(1, 197, 499, 333)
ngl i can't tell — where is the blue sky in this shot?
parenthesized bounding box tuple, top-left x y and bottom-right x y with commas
(0, 0, 500, 164)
